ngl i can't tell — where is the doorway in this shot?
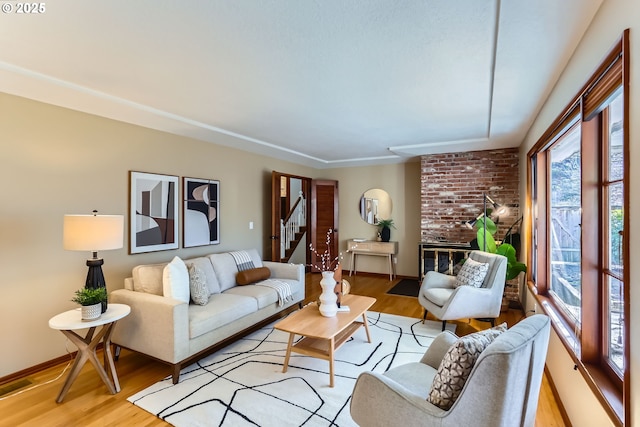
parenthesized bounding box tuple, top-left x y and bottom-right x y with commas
(270, 172, 339, 269)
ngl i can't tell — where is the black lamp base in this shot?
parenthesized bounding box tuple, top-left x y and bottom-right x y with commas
(86, 258, 108, 313)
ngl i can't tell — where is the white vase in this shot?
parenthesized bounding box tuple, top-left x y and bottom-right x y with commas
(81, 303, 102, 321)
(319, 271, 338, 317)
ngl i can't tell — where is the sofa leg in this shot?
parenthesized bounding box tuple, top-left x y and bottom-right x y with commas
(114, 345, 121, 361)
(490, 318, 496, 328)
(298, 302, 303, 310)
(442, 320, 446, 331)
(422, 309, 428, 324)
(172, 364, 181, 384)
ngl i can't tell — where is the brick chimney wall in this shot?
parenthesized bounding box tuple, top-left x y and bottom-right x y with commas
(420, 148, 520, 244)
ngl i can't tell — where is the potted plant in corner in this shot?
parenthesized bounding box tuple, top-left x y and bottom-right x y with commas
(473, 216, 527, 310)
(71, 287, 107, 321)
(376, 218, 395, 242)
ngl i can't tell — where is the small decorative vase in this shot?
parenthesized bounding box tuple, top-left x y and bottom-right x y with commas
(380, 226, 391, 242)
(81, 303, 102, 321)
(319, 271, 338, 317)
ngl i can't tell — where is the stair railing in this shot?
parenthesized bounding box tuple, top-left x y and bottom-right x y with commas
(280, 191, 306, 258)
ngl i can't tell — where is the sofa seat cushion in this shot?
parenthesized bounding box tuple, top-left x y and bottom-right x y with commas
(423, 288, 454, 307)
(384, 362, 438, 400)
(258, 278, 304, 299)
(223, 284, 278, 309)
(185, 256, 220, 294)
(189, 294, 258, 339)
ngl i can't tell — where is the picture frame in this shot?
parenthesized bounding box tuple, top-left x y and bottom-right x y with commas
(183, 177, 220, 247)
(129, 171, 179, 254)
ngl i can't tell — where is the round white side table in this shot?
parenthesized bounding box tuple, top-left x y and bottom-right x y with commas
(49, 303, 130, 403)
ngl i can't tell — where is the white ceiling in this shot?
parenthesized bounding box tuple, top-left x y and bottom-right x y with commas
(0, 0, 603, 168)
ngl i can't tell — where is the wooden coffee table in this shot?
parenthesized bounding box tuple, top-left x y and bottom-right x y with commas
(274, 294, 376, 387)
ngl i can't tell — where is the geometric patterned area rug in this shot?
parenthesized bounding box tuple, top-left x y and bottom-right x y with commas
(128, 312, 455, 427)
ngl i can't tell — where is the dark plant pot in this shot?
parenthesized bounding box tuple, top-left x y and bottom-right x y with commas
(380, 226, 391, 242)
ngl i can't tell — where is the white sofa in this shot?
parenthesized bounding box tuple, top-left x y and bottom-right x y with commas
(110, 249, 305, 383)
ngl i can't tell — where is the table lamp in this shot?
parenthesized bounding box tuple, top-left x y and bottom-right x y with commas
(63, 210, 124, 312)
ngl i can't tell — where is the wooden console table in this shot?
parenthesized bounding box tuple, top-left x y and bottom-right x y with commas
(347, 240, 397, 281)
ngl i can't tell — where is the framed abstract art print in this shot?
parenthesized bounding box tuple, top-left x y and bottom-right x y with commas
(129, 171, 179, 254)
(183, 177, 220, 247)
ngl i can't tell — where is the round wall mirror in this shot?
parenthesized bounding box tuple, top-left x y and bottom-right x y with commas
(359, 188, 392, 225)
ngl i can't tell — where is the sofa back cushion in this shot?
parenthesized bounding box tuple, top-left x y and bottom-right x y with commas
(132, 262, 167, 295)
(209, 249, 263, 292)
(185, 256, 220, 294)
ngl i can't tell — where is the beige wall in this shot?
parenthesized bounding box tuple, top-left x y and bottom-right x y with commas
(0, 92, 421, 378)
(520, 0, 639, 425)
(0, 92, 322, 377)
(324, 162, 421, 278)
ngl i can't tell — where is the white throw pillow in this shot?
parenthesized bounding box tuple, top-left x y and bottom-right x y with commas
(163, 256, 190, 303)
(454, 257, 489, 288)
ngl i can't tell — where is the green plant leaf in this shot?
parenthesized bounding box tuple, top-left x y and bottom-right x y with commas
(506, 261, 527, 280)
(476, 217, 498, 235)
(497, 243, 527, 280)
(476, 228, 497, 253)
(496, 243, 516, 260)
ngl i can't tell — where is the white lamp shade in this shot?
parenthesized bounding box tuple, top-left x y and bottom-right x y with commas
(63, 214, 124, 251)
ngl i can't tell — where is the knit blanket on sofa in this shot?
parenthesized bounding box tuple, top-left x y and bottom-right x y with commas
(256, 279, 294, 307)
(228, 250, 255, 271)
(229, 250, 293, 306)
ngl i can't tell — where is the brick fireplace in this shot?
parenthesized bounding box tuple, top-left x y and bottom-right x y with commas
(420, 148, 520, 245)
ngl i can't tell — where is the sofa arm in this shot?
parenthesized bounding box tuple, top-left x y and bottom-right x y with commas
(350, 371, 447, 427)
(110, 289, 190, 364)
(263, 261, 304, 283)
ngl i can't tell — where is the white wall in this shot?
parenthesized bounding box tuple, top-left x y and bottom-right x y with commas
(520, 0, 639, 424)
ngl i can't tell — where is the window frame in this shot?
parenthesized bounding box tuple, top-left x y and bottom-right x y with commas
(526, 30, 629, 426)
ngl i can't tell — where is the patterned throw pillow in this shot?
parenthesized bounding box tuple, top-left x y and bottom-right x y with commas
(187, 263, 209, 305)
(454, 257, 489, 288)
(427, 324, 507, 410)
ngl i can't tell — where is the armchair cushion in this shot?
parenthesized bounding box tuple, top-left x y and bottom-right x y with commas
(427, 323, 507, 410)
(454, 257, 489, 288)
(423, 288, 455, 307)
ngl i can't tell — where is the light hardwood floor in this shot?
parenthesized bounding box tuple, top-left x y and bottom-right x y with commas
(0, 273, 566, 427)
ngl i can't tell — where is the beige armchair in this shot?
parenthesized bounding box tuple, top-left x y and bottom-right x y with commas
(350, 314, 551, 427)
(419, 250, 507, 330)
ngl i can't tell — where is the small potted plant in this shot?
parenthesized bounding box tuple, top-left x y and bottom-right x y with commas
(375, 218, 395, 242)
(71, 287, 107, 320)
